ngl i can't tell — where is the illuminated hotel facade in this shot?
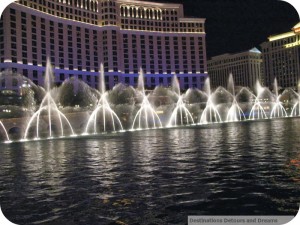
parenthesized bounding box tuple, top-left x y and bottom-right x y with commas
(260, 23, 300, 89)
(207, 48, 262, 89)
(0, 0, 207, 90)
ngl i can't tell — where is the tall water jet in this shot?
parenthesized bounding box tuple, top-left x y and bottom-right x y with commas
(167, 75, 195, 127)
(0, 121, 10, 142)
(249, 80, 268, 120)
(85, 64, 123, 134)
(23, 59, 75, 140)
(132, 68, 162, 130)
(226, 74, 246, 122)
(270, 78, 288, 118)
(199, 78, 222, 124)
(291, 81, 300, 117)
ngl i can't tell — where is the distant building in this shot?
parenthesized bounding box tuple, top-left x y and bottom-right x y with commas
(207, 48, 262, 89)
(260, 22, 300, 89)
(0, 0, 208, 90)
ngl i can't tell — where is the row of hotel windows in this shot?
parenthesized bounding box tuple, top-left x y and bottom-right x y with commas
(268, 36, 299, 48)
(1, 68, 204, 89)
(120, 19, 203, 33)
(19, 0, 98, 11)
(209, 56, 261, 66)
(18, 0, 98, 25)
(120, 6, 163, 21)
(7, 10, 101, 71)
(122, 34, 205, 73)
(208, 61, 262, 68)
(5, 8, 206, 74)
(209, 67, 261, 87)
(119, 5, 179, 20)
(266, 73, 299, 88)
(0, 19, 3, 63)
(6, 11, 205, 73)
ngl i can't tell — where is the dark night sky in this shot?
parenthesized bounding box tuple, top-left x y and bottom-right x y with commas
(141, 0, 299, 58)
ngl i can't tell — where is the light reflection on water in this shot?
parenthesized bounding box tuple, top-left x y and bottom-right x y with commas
(0, 118, 300, 224)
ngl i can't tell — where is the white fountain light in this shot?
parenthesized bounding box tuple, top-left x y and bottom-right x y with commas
(270, 78, 288, 118)
(0, 121, 10, 142)
(85, 64, 124, 134)
(226, 74, 246, 122)
(290, 80, 300, 117)
(168, 75, 195, 127)
(199, 78, 222, 124)
(132, 68, 163, 130)
(23, 59, 76, 140)
(249, 80, 268, 120)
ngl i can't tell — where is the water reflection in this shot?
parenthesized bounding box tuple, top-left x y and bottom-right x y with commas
(23, 141, 67, 192)
(0, 119, 300, 224)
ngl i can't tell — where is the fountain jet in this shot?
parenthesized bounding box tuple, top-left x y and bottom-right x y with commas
(168, 75, 195, 127)
(23, 59, 75, 140)
(132, 69, 162, 130)
(85, 64, 124, 134)
(270, 78, 288, 118)
(291, 81, 300, 117)
(0, 121, 11, 142)
(226, 74, 246, 122)
(249, 80, 268, 120)
(199, 78, 222, 124)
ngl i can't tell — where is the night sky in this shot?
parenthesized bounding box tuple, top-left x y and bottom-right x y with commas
(142, 0, 299, 58)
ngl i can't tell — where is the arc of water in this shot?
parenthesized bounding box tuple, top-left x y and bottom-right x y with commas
(23, 59, 76, 140)
(24, 104, 75, 139)
(248, 100, 268, 120)
(48, 95, 52, 137)
(291, 101, 300, 117)
(132, 97, 163, 130)
(0, 121, 10, 142)
(270, 97, 288, 118)
(248, 80, 270, 120)
(84, 64, 124, 134)
(168, 75, 195, 127)
(132, 68, 163, 130)
(103, 101, 106, 131)
(168, 102, 195, 127)
(269, 78, 288, 118)
(289, 88, 300, 117)
(85, 97, 124, 134)
(198, 78, 223, 124)
(24, 93, 75, 139)
(199, 104, 223, 124)
(226, 99, 246, 122)
(151, 108, 157, 128)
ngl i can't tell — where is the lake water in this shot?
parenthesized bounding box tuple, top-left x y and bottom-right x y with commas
(0, 118, 300, 224)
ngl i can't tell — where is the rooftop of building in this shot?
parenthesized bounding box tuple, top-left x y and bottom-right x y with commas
(268, 22, 300, 42)
(209, 47, 261, 61)
(116, 0, 182, 8)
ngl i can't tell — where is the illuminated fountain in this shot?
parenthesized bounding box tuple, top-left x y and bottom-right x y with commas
(199, 78, 222, 124)
(270, 78, 288, 118)
(167, 75, 195, 127)
(84, 64, 124, 134)
(131, 69, 162, 130)
(290, 81, 300, 117)
(249, 80, 268, 120)
(2, 65, 300, 144)
(0, 121, 11, 143)
(226, 74, 246, 122)
(23, 60, 75, 140)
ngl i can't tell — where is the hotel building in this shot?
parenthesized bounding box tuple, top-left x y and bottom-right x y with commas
(207, 48, 262, 88)
(260, 22, 300, 89)
(0, 0, 207, 90)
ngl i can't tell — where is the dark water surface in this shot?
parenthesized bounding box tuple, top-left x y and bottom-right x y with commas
(0, 118, 300, 225)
